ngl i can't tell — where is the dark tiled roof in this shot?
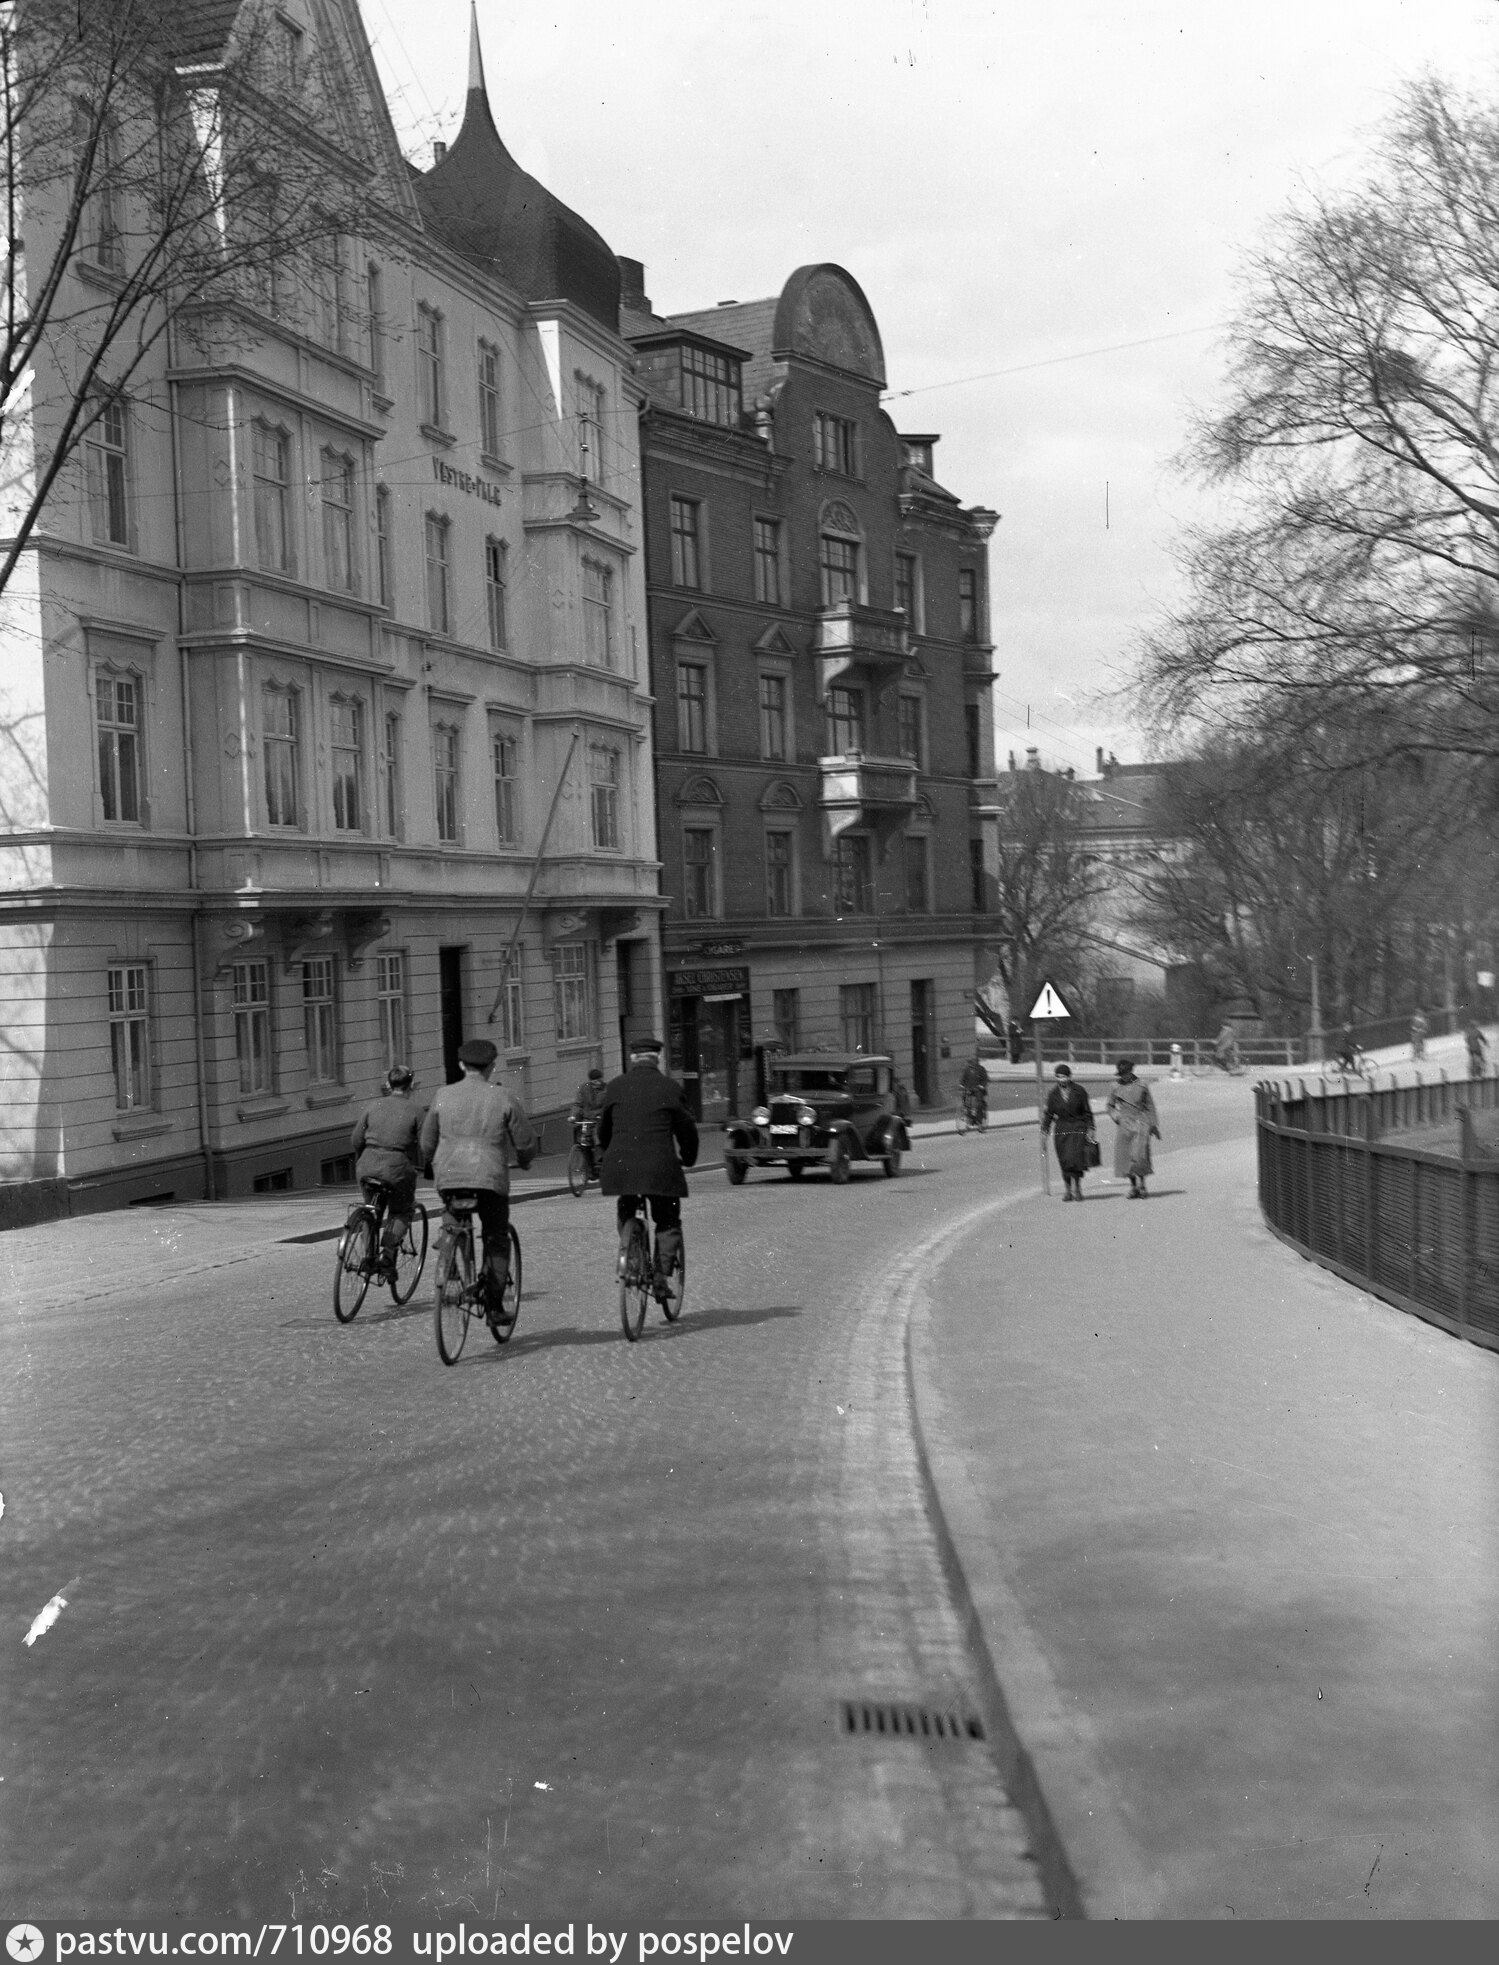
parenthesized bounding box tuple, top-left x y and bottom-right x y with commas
(415, 85, 620, 331)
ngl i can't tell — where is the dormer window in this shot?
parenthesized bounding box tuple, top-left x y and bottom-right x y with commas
(901, 436, 938, 475)
(681, 344, 742, 427)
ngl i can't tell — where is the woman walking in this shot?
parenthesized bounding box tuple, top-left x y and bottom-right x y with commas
(1042, 1064, 1095, 1201)
(1106, 1059, 1161, 1199)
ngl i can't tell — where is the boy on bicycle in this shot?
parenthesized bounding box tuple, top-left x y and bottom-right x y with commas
(350, 1065, 425, 1280)
(597, 1036, 698, 1298)
(570, 1065, 607, 1176)
(419, 1039, 536, 1319)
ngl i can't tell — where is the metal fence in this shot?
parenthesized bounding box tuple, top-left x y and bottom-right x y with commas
(1256, 1072, 1499, 1354)
(1034, 1035, 1308, 1068)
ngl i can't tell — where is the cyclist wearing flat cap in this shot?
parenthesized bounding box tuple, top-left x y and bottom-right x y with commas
(419, 1038, 536, 1318)
(350, 1064, 426, 1278)
(597, 1035, 698, 1292)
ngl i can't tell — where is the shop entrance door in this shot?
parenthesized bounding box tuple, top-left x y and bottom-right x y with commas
(696, 996, 742, 1123)
(910, 979, 935, 1106)
(439, 946, 466, 1083)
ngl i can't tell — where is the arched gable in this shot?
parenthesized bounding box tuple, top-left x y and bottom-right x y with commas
(772, 265, 885, 387)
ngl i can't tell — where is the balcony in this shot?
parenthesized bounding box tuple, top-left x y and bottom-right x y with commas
(815, 600, 910, 694)
(818, 751, 919, 851)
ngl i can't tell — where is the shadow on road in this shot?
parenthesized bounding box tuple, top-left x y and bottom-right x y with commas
(458, 1301, 806, 1359)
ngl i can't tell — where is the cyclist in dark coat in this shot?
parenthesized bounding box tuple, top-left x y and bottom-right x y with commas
(597, 1037, 698, 1280)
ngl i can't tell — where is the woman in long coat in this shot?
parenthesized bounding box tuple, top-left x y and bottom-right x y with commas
(1106, 1059, 1161, 1198)
(1042, 1064, 1095, 1201)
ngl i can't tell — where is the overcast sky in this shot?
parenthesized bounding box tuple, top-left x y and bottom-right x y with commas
(365, 0, 1499, 775)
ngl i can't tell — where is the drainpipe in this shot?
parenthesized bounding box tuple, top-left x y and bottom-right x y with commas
(170, 372, 216, 1201)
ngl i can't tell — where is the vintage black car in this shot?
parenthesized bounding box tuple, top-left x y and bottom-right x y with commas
(723, 1053, 909, 1183)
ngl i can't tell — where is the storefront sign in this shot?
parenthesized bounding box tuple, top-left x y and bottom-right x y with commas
(432, 456, 504, 506)
(669, 965, 750, 999)
(692, 938, 745, 957)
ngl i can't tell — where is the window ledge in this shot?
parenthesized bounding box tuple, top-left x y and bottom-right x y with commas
(556, 1039, 600, 1055)
(237, 1095, 291, 1121)
(372, 392, 394, 414)
(305, 1086, 353, 1111)
(421, 422, 457, 449)
(478, 453, 513, 477)
(76, 257, 126, 294)
(111, 1114, 172, 1141)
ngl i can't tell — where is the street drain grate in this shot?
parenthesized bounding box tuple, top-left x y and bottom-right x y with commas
(840, 1699, 985, 1742)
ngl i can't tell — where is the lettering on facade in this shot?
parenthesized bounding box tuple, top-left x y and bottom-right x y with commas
(432, 456, 505, 506)
(692, 938, 745, 957)
(669, 965, 751, 998)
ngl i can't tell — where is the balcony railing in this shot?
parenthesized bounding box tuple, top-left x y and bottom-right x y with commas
(817, 751, 918, 848)
(815, 600, 910, 691)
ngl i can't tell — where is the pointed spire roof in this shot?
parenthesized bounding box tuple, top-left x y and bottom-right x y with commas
(416, 15, 620, 332)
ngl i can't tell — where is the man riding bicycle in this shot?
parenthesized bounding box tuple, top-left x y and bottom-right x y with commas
(419, 1038, 536, 1319)
(569, 1065, 607, 1178)
(959, 1052, 989, 1125)
(597, 1036, 698, 1299)
(350, 1065, 425, 1280)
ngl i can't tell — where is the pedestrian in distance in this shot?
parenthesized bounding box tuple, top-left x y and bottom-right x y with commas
(1106, 1058, 1161, 1199)
(1042, 1063, 1095, 1201)
(597, 1036, 698, 1292)
(1007, 1018, 1024, 1065)
(1465, 1018, 1488, 1081)
(350, 1065, 426, 1279)
(419, 1039, 537, 1318)
(1410, 1007, 1428, 1062)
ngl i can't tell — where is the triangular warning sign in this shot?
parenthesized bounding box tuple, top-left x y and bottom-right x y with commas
(1029, 981, 1071, 1020)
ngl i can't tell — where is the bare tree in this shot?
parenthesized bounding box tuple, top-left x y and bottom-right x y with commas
(0, 0, 367, 603)
(990, 767, 1114, 1018)
(1127, 732, 1488, 1032)
(1137, 74, 1499, 765)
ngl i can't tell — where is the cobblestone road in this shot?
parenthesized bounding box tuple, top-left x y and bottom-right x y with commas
(1, 1134, 1051, 1922)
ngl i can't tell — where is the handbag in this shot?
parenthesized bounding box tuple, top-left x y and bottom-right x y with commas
(1085, 1132, 1101, 1168)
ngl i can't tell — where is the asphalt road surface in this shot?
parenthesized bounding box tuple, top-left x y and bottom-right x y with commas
(0, 1122, 1114, 1925)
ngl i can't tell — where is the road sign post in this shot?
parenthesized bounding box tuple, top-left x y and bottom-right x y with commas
(1029, 982, 1072, 1195)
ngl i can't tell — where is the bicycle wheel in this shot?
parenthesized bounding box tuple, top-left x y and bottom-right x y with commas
(490, 1224, 522, 1344)
(334, 1212, 374, 1323)
(659, 1239, 685, 1323)
(390, 1203, 429, 1305)
(618, 1218, 649, 1341)
(567, 1145, 589, 1197)
(434, 1228, 474, 1365)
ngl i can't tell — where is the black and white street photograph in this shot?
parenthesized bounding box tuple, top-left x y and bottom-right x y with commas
(2, 0, 1497, 1934)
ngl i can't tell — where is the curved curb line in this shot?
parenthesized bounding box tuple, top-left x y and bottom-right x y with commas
(881, 1191, 1083, 1920)
(897, 1191, 1157, 1922)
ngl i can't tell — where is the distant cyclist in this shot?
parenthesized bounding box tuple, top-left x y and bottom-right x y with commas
(1335, 1024, 1359, 1074)
(419, 1039, 536, 1319)
(570, 1065, 607, 1177)
(597, 1036, 698, 1298)
(1214, 1022, 1242, 1073)
(350, 1066, 425, 1280)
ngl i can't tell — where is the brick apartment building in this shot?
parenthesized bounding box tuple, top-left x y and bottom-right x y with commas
(622, 261, 1001, 1119)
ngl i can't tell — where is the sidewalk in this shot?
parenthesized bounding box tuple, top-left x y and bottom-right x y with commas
(908, 1079, 1499, 1918)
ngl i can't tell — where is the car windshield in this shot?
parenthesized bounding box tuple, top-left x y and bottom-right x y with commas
(772, 1069, 849, 1095)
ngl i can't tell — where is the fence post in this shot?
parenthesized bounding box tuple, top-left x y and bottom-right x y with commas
(1459, 1109, 1473, 1336)
(1365, 1092, 1377, 1284)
